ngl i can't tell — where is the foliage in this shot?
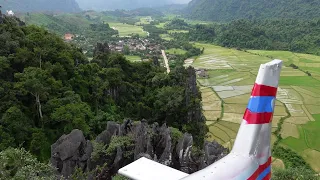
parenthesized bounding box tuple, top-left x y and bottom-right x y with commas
(170, 127, 183, 145)
(105, 136, 134, 158)
(174, 19, 320, 55)
(272, 167, 318, 180)
(143, 25, 167, 36)
(185, 0, 320, 22)
(91, 141, 107, 161)
(273, 146, 313, 170)
(112, 174, 128, 180)
(0, 147, 56, 180)
(165, 19, 190, 30)
(0, 14, 205, 163)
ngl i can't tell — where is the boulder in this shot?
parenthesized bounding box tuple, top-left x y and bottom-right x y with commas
(51, 129, 92, 178)
(176, 133, 193, 173)
(51, 122, 228, 179)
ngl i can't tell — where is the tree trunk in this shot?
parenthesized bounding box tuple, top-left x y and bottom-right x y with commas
(35, 93, 43, 128)
(39, 54, 42, 69)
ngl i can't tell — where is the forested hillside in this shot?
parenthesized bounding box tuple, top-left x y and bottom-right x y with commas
(184, 0, 320, 21)
(0, 15, 207, 164)
(0, 0, 80, 13)
(170, 19, 320, 55)
(76, 0, 189, 11)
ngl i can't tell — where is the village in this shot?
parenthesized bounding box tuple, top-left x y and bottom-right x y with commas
(63, 32, 164, 59)
(108, 38, 162, 55)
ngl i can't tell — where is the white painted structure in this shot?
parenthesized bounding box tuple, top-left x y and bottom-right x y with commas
(6, 10, 14, 16)
(118, 59, 283, 180)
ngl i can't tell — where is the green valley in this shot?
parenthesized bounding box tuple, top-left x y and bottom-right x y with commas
(189, 43, 320, 172)
(1, 0, 320, 179)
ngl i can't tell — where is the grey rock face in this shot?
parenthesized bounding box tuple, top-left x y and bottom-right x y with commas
(176, 133, 193, 173)
(51, 129, 93, 178)
(185, 66, 203, 123)
(51, 122, 228, 179)
(96, 121, 120, 145)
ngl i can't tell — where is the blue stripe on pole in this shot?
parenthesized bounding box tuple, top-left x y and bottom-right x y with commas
(247, 96, 275, 113)
(257, 165, 271, 180)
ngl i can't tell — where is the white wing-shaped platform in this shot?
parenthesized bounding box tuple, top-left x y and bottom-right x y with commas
(118, 157, 189, 180)
(118, 59, 283, 180)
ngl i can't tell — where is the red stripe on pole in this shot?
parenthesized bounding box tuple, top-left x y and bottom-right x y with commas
(262, 172, 271, 180)
(247, 157, 272, 180)
(251, 83, 278, 97)
(243, 109, 273, 124)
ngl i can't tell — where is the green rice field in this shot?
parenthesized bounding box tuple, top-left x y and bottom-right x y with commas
(125, 55, 142, 62)
(166, 48, 187, 55)
(190, 43, 320, 172)
(108, 23, 148, 37)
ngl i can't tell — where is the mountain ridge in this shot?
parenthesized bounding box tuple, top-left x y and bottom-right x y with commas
(0, 0, 81, 13)
(76, 0, 190, 11)
(184, 0, 320, 22)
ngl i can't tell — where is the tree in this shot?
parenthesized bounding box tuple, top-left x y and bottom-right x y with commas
(0, 126, 15, 151)
(50, 102, 93, 135)
(153, 86, 184, 125)
(29, 129, 51, 162)
(1, 106, 31, 148)
(15, 67, 61, 127)
(0, 147, 56, 180)
(272, 167, 318, 180)
(123, 45, 130, 55)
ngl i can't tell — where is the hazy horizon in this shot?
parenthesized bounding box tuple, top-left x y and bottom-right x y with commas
(76, 0, 192, 11)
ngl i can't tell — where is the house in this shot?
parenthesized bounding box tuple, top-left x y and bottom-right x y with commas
(6, 10, 14, 16)
(64, 33, 74, 41)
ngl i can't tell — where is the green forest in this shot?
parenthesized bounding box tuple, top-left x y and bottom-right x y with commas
(1, 0, 320, 178)
(185, 0, 320, 22)
(169, 18, 320, 55)
(0, 15, 206, 164)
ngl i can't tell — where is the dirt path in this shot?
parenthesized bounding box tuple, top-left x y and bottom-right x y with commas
(161, 50, 170, 73)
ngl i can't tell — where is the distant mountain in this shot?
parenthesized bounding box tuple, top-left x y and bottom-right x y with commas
(0, 0, 81, 13)
(76, 0, 190, 11)
(157, 4, 187, 14)
(184, 0, 320, 22)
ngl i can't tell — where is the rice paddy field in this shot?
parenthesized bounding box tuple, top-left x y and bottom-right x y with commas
(191, 43, 320, 172)
(135, 16, 152, 25)
(108, 23, 148, 37)
(166, 48, 187, 55)
(125, 55, 142, 62)
(160, 34, 173, 41)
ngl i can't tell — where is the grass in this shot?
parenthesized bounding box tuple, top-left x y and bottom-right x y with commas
(272, 158, 285, 169)
(168, 30, 189, 34)
(224, 104, 247, 114)
(125, 55, 141, 62)
(20, 13, 91, 35)
(279, 76, 320, 86)
(159, 34, 173, 41)
(203, 111, 221, 121)
(208, 125, 230, 143)
(223, 94, 251, 104)
(192, 43, 320, 171)
(306, 105, 320, 114)
(156, 23, 167, 28)
(108, 23, 147, 37)
(281, 123, 299, 139)
(302, 114, 320, 151)
(221, 113, 243, 124)
(281, 126, 309, 153)
(301, 149, 320, 172)
(135, 16, 152, 25)
(166, 48, 187, 55)
(285, 117, 310, 125)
